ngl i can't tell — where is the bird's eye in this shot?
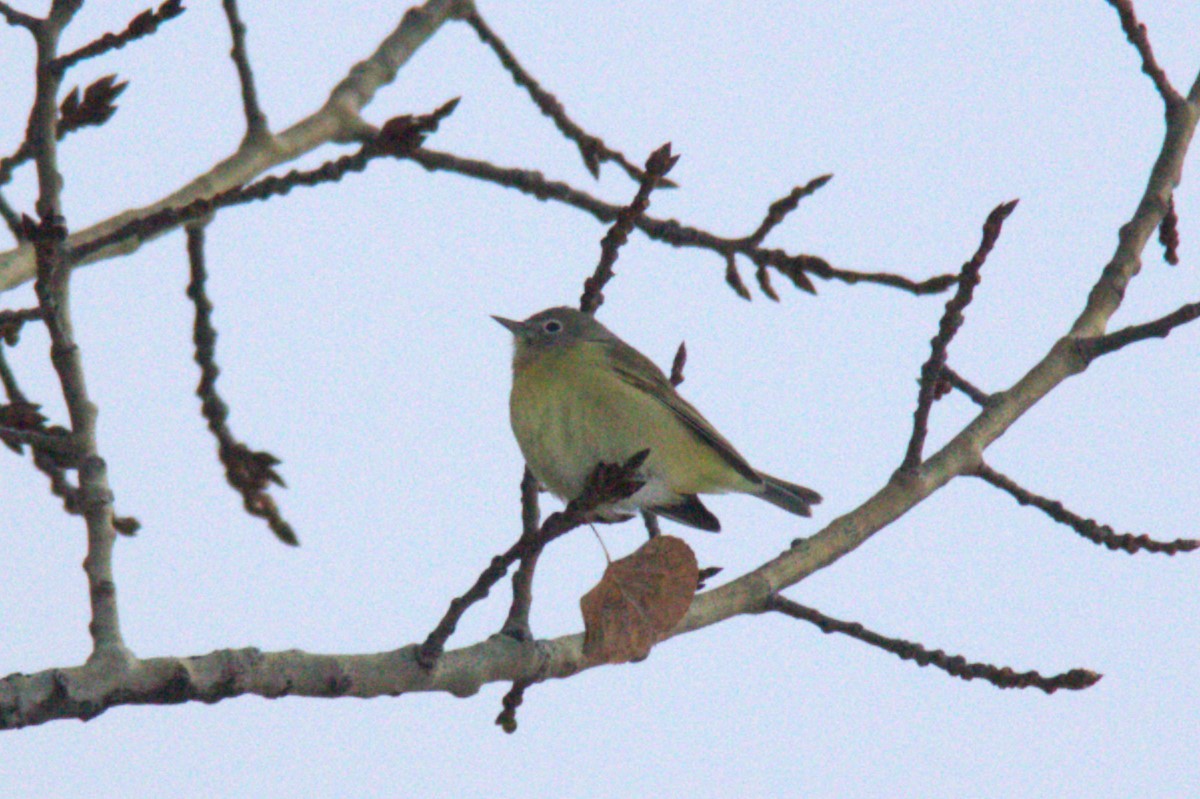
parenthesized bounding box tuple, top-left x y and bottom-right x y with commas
(543, 319, 563, 334)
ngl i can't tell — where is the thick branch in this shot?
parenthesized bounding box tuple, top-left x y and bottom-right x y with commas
(0, 0, 468, 292)
(26, 5, 132, 666)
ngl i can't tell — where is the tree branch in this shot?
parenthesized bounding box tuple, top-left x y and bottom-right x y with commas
(464, 8, 667, 186)
(408, 148, 953, 297)
(1076, 299, 1200, 362)
(50, 0, 184, 74)
(974, 463, 1199, 555)
(900, 200, 1017, 473)
(26, 3, 133, 666)
(768, 595, 1099, 693)
(186, 224, 296, 545)
(418, 450, 649, 667)
(221, 0, 269, 144)
(580, 143, 678, 314)
(0, 0, 469, 292)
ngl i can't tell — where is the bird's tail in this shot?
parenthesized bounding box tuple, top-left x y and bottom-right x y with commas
(756, 473, 822, 517)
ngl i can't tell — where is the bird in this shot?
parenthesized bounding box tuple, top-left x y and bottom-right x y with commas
(493, 306, 820, 532)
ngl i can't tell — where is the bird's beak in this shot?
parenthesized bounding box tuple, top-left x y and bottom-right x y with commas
(491, 315, 524, 335)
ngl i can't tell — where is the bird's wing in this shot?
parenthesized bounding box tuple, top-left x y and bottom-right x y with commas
(605, 341, 762, 485)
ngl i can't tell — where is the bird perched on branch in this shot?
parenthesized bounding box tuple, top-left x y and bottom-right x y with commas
(494, 306, 820, 532)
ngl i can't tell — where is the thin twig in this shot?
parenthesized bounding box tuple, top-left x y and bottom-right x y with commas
(0, 306, 43, 343)
(51, 0, 185, 74)
(579, 143, 678, 314)
(1077, 299, 1200, 362)
(0, 2, 38, 29)
(768, 595, 1101, 694)
(418, 450, 649, 667)
(221, 0, 269, 144)
(940, 365, 991, 406)
(494, 678, 532, 734)
(900, 200, 1018, 472)
(975, 463, 1199, 555)
(71, 99, 459, 265)
(410, 148, 955, 297)
(500, 467, 541, 640)
(1105, 0, 1184, 108)
(744, 175, 832, 247)
(464, 10, 669, 186)
(186, 224, 296, 546)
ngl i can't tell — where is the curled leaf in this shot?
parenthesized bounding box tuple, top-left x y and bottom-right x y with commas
(581, 535, 699, 665)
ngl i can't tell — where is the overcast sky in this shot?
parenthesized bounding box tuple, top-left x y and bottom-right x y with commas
(3, 2, 1199, 797)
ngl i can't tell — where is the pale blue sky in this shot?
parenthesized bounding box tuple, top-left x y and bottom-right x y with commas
(3, 2, 1199, 797)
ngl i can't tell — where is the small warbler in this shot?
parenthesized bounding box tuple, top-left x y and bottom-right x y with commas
(493, 306, 821, 532)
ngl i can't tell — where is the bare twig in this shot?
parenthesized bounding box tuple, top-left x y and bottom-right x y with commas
(768, 595, 1100, 693)
(495, 678, 532, 733)
(221, 0, 269, 144)
(186, 224, 296, 546)
(51, 0, 185, 74)
(975, 463, 1199, 555)
(900, 200, 1018, 472)
(500, 467, 541, 640)
(0, 306, 42, 343)
(744, 175, 832, 248)
(0, 0, 468, 291)
(580, 143, 679, 314)
(72, 99, 459, 264)
(418, 450, 649, 667)
(1105, 0, 1184, 108)
(1078, 300, 1200, 362)
(410, 148, 955, 297)
(25, 0, 131, 664)
(940, 365, 992, 407)
(464, 10, 669, 186)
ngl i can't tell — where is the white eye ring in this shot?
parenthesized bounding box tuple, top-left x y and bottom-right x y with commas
(543, 320, 563, 334)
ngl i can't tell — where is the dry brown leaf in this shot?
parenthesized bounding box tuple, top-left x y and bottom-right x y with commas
(580, 534, 699, 665)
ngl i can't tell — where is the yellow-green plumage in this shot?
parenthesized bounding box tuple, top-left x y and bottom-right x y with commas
(511, 340, 758, 502)
(495, 307, 820, 532)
